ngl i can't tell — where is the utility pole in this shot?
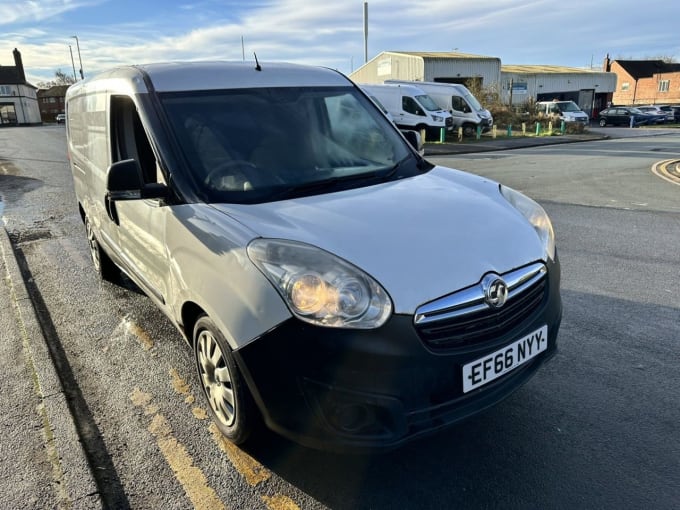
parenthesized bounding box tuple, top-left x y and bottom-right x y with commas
(363, 2, 368, 63)
(72, 35, 84, 79)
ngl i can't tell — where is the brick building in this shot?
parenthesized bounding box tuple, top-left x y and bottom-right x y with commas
(606, 55, 680, 106)
(37, 85, 69, 122)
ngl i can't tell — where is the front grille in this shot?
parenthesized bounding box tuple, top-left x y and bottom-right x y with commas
(445, 117, 454, 127)
(414, 263, 547, 350)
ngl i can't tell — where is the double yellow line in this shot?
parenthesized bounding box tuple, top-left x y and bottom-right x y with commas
(123, 319, 301, 510)
(651, 159, 680, 186)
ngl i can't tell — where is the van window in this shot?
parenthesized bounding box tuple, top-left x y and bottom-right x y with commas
(451, 96, 470, 113)
(159, 86, 415, 204)
(402, 96, 425, 116)
(110, 96, 160, 184)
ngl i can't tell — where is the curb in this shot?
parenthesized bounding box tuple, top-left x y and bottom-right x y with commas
(423, 134, 609, 156)
(0, 226, 102, 509)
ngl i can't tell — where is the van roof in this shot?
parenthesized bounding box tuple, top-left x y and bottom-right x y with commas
(360, 83, 427, 94)
(66, 61, 350, 96)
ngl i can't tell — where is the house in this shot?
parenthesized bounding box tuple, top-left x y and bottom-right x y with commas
(606, 55, 680, 106)
(0, 48, 41, 125)
(38, 85, 69, 122)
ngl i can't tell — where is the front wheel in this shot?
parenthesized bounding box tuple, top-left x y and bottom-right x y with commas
(462, 123, 476, 137)
(193, 315, 257, 444)
(599, 118, 607, 127)
(85, 215, 119, 282)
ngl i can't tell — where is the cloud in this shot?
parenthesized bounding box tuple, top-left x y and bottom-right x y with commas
(0, 0, 106, 25)
(3, 0, 679, 85)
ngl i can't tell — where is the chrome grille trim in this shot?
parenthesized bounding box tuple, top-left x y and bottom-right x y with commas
(414, 262, 547, 326)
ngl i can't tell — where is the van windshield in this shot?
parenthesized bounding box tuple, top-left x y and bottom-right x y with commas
(415, 94, 442, 112)
(460, 90, 483, 111)
(555, 101, 581, 112)
(160, 86, 423, 203)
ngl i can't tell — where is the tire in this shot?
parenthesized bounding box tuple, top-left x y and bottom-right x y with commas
(462, 123, 476, 137)
(85, 216, 119, 282)
(193, 315, 256, 444)
(599, 118, 607, 127)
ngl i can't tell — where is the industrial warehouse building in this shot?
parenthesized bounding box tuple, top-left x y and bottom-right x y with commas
(350, 51, 616, 118)
(500, 65, 616, 118)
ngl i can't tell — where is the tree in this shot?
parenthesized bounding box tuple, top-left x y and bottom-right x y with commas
(37, 69, 76, 88)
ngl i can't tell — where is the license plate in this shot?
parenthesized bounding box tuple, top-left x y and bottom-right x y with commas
(462, 325, 548, 393)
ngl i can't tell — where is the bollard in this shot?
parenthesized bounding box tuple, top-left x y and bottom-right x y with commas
(421, 128, 426, 143)
(457, 126, 463, 142)
(560, 121, 566, 134)
(476, 125, 482, 140)
(507, 124, 512, 137)
(548, 121, 553, 135)
(492, 125, 497, 139)
(629, 115, 635, 128)
(522, 122, 526, 135)
(535, 122, 541, 135)
(440, 127, 445, 143)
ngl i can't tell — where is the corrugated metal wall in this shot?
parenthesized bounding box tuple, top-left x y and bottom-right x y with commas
(501, 72, 617, 104)
(349, 53, 424, 84)
(424, 58, 501, 87)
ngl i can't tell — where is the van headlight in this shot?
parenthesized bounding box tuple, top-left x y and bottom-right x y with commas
(500, 185, 556, 261)
(247, 239, 392, 329)
(431, 115, 443, 122)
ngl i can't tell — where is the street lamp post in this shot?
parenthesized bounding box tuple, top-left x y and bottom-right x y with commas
(72, 35, 84, 79)
(69, 45, 77, 81)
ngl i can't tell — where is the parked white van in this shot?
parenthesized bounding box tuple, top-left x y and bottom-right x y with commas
(66, 61, 561, 451)
(386, 80, 493, 137)
(535, 100, 589, 126)
(359, 83, 453, 135)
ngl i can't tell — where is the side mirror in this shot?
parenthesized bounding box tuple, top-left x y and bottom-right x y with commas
(107, 159, 145, 201)
(105, 159, 167, 223)
(401, 130, 424, 156)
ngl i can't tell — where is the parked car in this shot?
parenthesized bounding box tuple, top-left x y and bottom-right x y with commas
(55, 113, 66, 124)
(636, 106, 669, 124)
(598, 107, 652, 127)
(65, 61, 562, 452)
(670, 106, 680, 122)
(651, 105, 676, 123)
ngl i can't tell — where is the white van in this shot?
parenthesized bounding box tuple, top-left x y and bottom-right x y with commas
(359, 83, 453, 134)
(65, 61, 561, 452)
(535, 100, 589, 126)
(386, 80, 493, 137)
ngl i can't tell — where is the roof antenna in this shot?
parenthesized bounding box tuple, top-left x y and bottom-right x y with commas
(253, 52, 262, 72)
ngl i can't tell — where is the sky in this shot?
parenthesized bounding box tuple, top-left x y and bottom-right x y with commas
(1, 0, 678, 86)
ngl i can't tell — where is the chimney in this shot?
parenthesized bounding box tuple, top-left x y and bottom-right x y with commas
(603, 53, 611, 72)
(13, 48, 26, 82)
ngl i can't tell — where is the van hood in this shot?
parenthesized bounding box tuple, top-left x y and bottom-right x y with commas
(563, 111, 589, 119)
(211, 167, 545, 314)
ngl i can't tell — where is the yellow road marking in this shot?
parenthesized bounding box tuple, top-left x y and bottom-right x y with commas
(209, 422, 271, 486)
(170, 368, 195, 404)
(262, 494, 301, 510)
(651, 159, 680, 186)
(127, 320, 155, 350)
(130, 388, 226, 510)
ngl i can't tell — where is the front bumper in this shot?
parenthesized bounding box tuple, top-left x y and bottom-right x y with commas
(234, 257, 562, 452)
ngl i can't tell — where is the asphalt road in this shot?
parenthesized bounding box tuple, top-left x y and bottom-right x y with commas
(1, 125, 679, 509)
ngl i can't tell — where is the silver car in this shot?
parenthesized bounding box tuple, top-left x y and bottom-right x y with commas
(66, 62, 562, 451)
